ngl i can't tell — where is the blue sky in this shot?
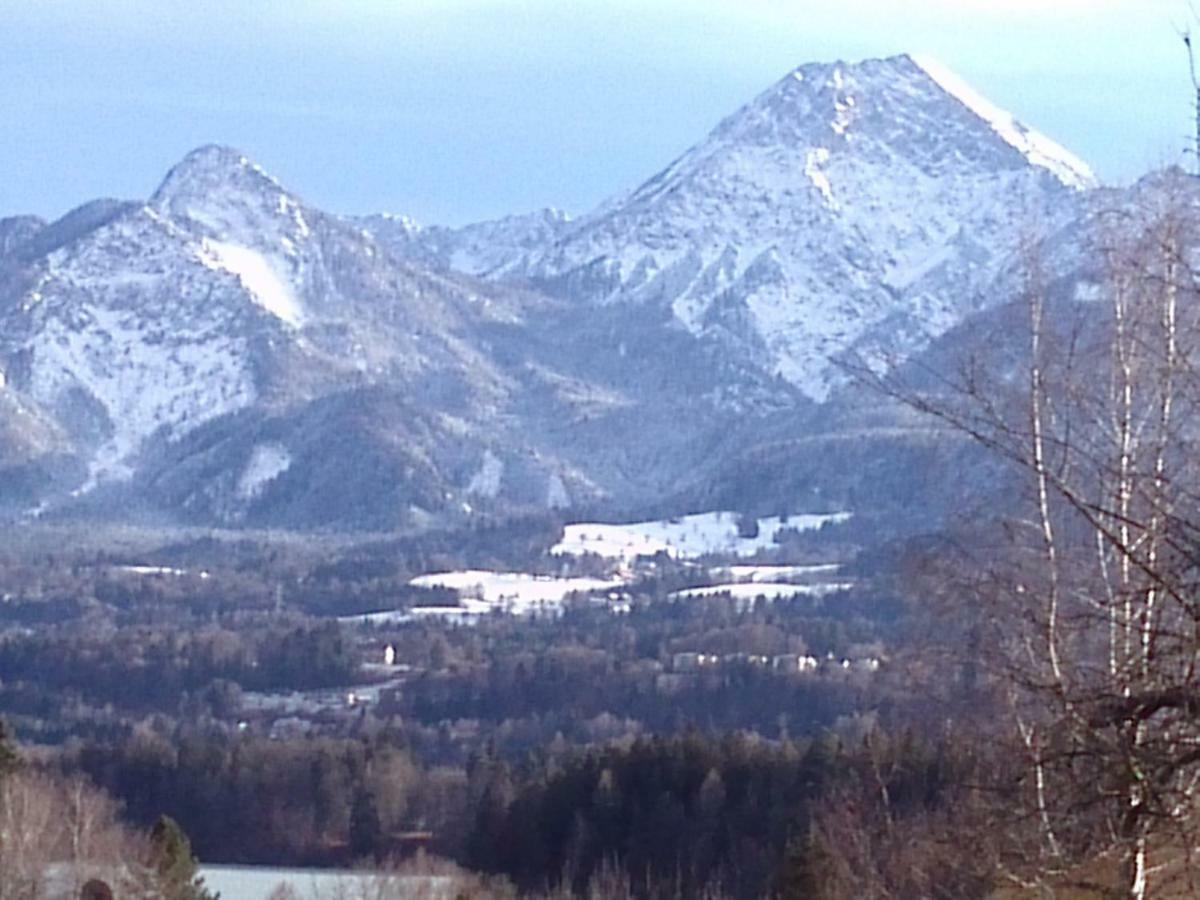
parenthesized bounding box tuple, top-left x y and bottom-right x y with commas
(0, 0, 1189, 225)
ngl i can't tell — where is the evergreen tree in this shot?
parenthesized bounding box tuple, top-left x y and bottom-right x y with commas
(0, 719, 20, 780)
(349, 789, 383, 860)
(147, 815, 219, 900)
(773, 826, 834, 900)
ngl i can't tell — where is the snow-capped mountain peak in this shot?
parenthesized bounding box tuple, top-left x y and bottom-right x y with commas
(151, 144, 314, 259)
(2, 149, 341, 491)
(520, 53, 1094, 399)
(910, 55, 1096, 190)
(150, 145, 315, 327)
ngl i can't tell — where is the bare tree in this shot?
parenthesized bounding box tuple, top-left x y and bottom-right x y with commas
(1179, 5, 1200, 173)
(852, 186, 1200, 898)
(1182, 30, 1200, 173)
(0, 772, 65, 900)
(0, 771, 144, 900)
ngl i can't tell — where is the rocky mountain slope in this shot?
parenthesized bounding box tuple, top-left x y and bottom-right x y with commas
(0, 55, 1119, 531)
(359, 208, 571, 277)
(0, 147, 796, 528)
(509, 54, 1093, 400)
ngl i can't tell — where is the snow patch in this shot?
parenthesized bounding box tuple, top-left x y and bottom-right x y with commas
(831, 96, 855, 136)
(721, 563, 842, 582)
(804, 148, 837, 207)
(467, 450, 503, 498)
(199, 240, 304, 327)
(237, 443, 291, 499)
(114, 565, 193, 577)
(547, 473, 570, 509)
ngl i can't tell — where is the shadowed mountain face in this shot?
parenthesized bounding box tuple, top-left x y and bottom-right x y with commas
(0, 55, 1127, 532)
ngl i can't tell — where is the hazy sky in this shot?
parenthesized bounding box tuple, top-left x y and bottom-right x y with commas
(0, 0, 1191, 225)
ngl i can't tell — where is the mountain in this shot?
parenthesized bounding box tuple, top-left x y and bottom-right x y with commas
(0, 146, 548, 524)
(512, 53, 1093, 400)
(360, 208, 571, 277)
(0, 55, 1113, 532)
(0, 147, 798, 528)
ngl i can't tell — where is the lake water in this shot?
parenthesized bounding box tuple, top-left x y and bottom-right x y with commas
(199, 866, 455, 899)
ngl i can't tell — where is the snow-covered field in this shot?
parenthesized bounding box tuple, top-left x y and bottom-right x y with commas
(719, 563, 841, 582)
(201, 866, 454, 900)
(343, 571, 623, 624)
(339, 511, 851, 626)
(551, 511, 850, 561)
(410, 570, 623, 612)
(343, 605, 486, 626)
(669, 582, 853, 601)
(113, 564, 193, 577)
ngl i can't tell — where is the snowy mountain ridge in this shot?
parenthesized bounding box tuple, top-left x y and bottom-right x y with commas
(910, 55, 1095, 190)
(150, 144, 319, 328)
(13, 203, 263, 488)
(360, 207, 572, 277)
(511, 54, 1092, 399)
(0, 138, 791, 527)
(0, 144, 531, 513)
(0, 53, 1115, 529)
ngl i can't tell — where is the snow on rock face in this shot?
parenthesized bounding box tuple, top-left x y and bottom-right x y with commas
(0, 148, 321, 489)
(0, 60, 1108, 523)
(237, 443, 292, 499)
(200, 240, 304, 327)
(804, 148, 837, 209)
(466, 449, 504, 498)
(1, 142, 536, 509)
(150, 145, 312, 242)
(6, 208, 260, 486)
(151, 144, 312, 325)
(360, 207, 572, 277)
(520, 54, 1093, 400)
(911, 55, 1096, 190)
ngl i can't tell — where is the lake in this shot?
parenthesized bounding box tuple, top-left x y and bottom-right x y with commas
(199, 866, 456, 900)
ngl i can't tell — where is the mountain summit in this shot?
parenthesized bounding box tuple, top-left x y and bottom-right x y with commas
(516, 54, 1093, 399)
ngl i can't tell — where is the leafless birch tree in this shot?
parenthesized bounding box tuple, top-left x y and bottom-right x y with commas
(855, 185, 1200, 898)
